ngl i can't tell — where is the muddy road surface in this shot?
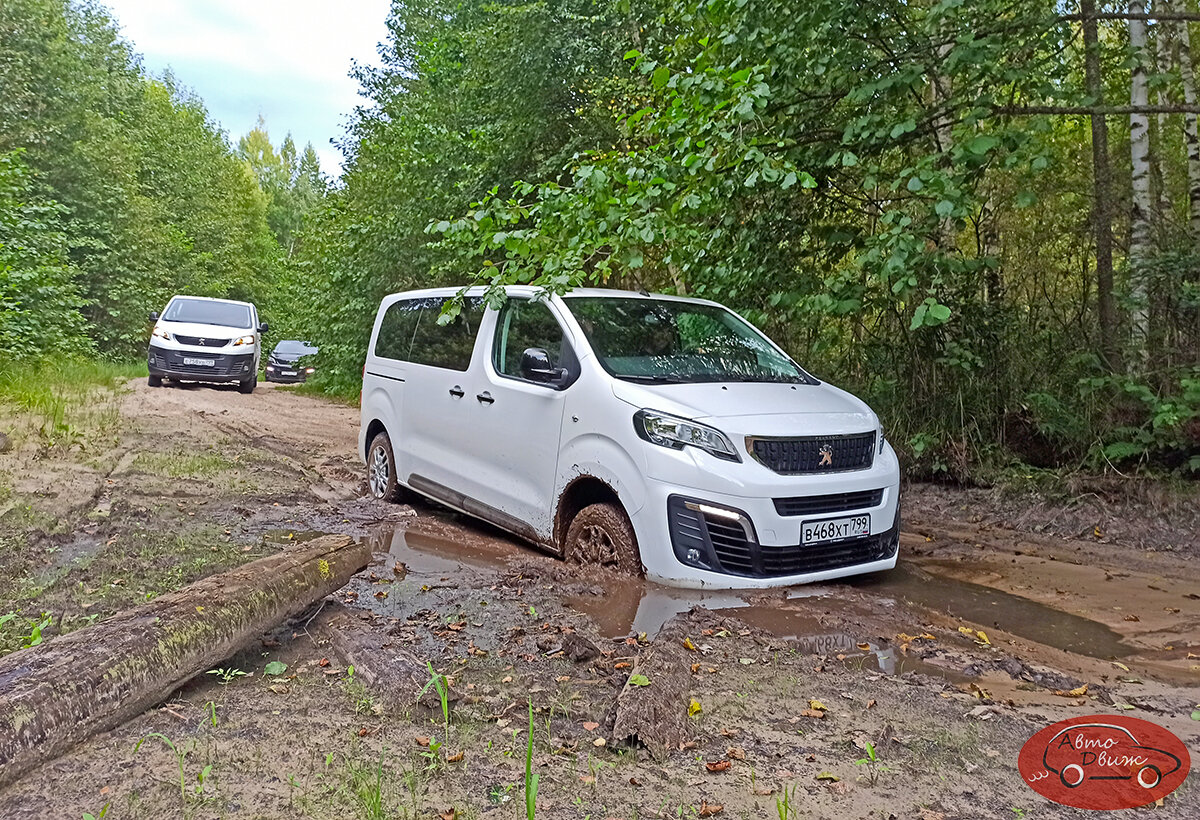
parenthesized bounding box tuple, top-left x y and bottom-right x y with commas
(0, 380, 1197, 818)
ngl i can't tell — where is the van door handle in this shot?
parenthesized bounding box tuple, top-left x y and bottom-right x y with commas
(448, 386, 465, 398)
(476, 391, 495, 405)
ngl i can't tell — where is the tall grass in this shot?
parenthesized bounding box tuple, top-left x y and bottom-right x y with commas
(0, 358, 146, 443)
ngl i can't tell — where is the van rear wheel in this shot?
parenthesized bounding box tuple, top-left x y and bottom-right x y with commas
(565, 502, 642, 576)
(367, 431, 403, 503)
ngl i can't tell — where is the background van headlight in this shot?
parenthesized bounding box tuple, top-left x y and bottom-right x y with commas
(231, 334, 255, 346)
(634, 409, 739, 461)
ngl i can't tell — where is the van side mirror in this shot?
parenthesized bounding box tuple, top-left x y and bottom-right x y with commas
(148, 311, 159, 322)
(520, 348, 565, 385)
(258, 322, 269, 334)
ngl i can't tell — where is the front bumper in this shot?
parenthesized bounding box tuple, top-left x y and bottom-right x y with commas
(264, 366, 310, 383)
(148, 344, 254, 383)
(632, 473, 901, 589)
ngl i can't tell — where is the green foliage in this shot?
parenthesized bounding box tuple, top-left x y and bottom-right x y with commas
(281, 0, 628, 397)
(0, 0, 284, 358)
(0, 151, 91, 358)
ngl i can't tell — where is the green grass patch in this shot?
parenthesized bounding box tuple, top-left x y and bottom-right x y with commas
(134, 448, 231, 479)
(0, 357, 145, 447)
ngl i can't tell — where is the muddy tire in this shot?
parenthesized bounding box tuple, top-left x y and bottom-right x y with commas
(148, 375, 162, 388)
(238, 374, 257, 394)
(565, 502, 642, 576)
(367, 431, 403, 503)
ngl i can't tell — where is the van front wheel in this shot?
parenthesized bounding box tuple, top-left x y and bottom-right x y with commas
(148, 375, 162, 387)
(367, 432, 403, 503)
(565, 502, 642, 576)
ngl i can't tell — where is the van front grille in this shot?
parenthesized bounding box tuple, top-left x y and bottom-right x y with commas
(749, 432, 876, 475)
(173, 335, 231, 348)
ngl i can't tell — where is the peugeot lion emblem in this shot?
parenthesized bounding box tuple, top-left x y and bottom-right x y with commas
(198, 338, 207, 346)
(818, 444, 834, 467)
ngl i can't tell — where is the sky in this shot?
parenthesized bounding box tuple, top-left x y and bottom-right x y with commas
(104, 0, 393, 177)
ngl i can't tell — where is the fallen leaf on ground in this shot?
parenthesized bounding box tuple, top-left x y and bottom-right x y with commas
(738, 658, 755, 665)
(800, 709, 825, 719)
(439, 809, 457, 820)
(689, 699, 702, 716)
(318, 658, 330, 667)
(583, 721, 600, 731)
(705, 759, 732, 772)
(856, 642, 871, 650)
(683, 637, 697, 651)
(614, 661, 631, 670)
(720, 727, 739, 737)
(826, 780, 851, 795)
(808, 699, 827, 711)
(415, 736, 431, 747)
(628, 673, 650, 686)
(1112, 661, 1130, 671)
(815, 771, 840, 782)
(866, 699, 876, 710)
(447, 751, 464, 763)
(593, 737, 606, 747)
(1052, 684, 1088, 698)
(690, 663, 701, 674)
(727, 746, 745, 760)
(698, 800, 724, 817)
(1123, 614, 1140, 622)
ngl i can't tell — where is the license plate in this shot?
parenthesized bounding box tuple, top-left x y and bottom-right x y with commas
(282, 370, 297, 376)
(803, 514, 870, 545)
(182, 357, 214, 367)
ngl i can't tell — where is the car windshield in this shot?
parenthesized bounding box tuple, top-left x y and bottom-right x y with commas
(163, 298, 253, 329)
(274, 341, 317, 356)
(564, 296, 812, 384)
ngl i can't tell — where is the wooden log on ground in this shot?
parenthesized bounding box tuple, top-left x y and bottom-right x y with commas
(0, 534, 368, 789)
(611, 612, 692, 760)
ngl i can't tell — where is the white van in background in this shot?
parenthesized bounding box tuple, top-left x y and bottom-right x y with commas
(358, 287, 900, 590)
(146, 296, 267, 394)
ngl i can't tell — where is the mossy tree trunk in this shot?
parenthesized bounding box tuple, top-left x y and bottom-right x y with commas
(0, 534, 369, 789)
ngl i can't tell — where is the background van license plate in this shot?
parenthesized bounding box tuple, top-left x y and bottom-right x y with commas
(803, 514, 870, 544)
(183, 357, 214, 367)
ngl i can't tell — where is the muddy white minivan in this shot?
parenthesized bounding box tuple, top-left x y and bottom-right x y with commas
(359, 287, 900, 589)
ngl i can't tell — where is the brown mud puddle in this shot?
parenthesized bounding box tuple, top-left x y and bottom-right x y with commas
(341, 519, 1199, 697)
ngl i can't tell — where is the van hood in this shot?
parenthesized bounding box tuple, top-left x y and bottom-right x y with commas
(610, 380, 878, 438)
(158, 321, 253, 342)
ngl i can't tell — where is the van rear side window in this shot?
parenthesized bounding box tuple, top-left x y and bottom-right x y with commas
(374, 297, 483, 370)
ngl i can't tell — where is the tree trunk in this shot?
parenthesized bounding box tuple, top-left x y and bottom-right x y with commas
(0, 535, 369, 789)
(1082, 0, 1121, 371)
(1130, 0, 1154, 362)
(1174, 1, 1200, 236)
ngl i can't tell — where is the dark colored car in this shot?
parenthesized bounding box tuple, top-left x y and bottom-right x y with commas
(264, 340, 318, 383)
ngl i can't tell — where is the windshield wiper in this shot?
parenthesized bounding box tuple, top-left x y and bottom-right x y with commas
(615, 374, 690, 384)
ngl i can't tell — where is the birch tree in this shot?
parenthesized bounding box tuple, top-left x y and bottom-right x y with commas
(1129, 0, 1153, 358)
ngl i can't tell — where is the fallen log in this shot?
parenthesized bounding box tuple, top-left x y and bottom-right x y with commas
(611, 612, 693, 760)
(0, 534, 368, 789)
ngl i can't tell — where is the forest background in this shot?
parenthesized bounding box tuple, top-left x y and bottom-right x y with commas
(3, 0, 1199, 481)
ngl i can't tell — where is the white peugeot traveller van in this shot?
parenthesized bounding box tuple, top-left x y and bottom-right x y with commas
(147, 295, 267, 393)
(359, 287, 900, 589)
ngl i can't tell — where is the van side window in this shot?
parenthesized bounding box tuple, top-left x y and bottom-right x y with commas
(492, 300, 569, 379)
(408, 297, 484, 370)
(374, 299, 423, 361)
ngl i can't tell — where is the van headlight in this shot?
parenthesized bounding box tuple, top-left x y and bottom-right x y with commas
(151, 326, 172, 341)
(634, 410, 740, 461)
(231, 334, 255, 346)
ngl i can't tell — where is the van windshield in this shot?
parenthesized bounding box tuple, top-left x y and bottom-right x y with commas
(564, 296, 812, 384)
(163, 298, 253, 329)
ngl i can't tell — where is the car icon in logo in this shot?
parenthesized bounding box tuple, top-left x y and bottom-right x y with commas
(1042, 722, 1183, 790)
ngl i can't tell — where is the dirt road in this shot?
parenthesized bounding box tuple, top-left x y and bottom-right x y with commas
(0, 381, 1197, 818)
